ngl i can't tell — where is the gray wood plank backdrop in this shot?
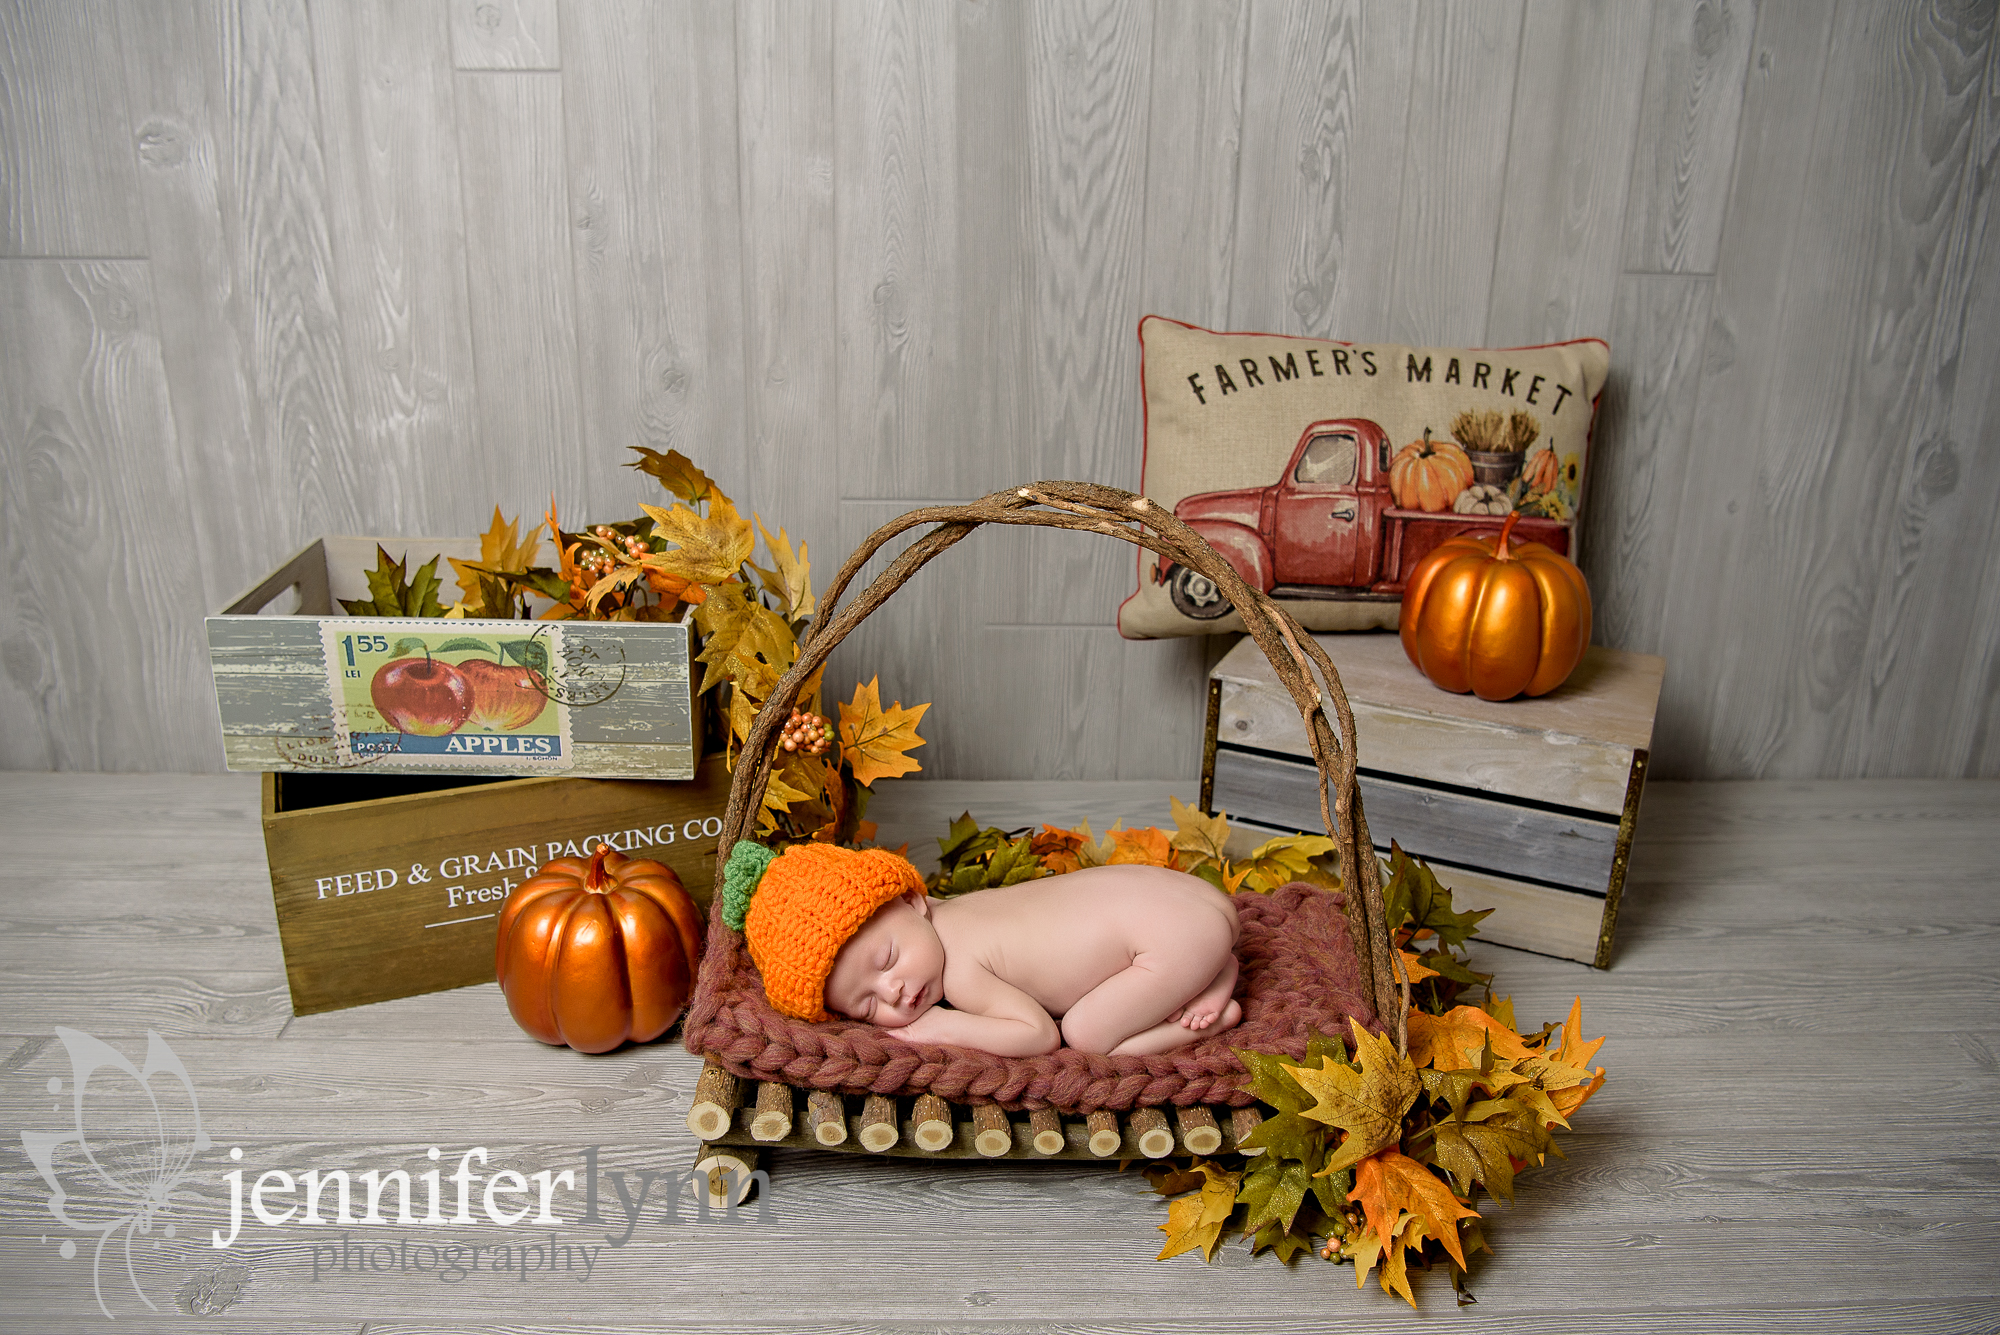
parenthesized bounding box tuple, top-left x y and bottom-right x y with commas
(1, 0, 1995, 780)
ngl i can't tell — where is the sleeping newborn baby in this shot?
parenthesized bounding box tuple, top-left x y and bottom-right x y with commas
(723, 842, 1242, 1057)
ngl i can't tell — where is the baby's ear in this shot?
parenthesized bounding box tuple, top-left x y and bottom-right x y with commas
(905, 889, 930, 918)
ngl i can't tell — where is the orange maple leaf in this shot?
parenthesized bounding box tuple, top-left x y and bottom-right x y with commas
(1107, 826, 1177, 868)
(1032, 825, 1088, 875)
(837, 676, 928, 786)
(1407, 1005, 1536, 1071)
(1397, 949, 1441, 985)
(1348, 1149, 1478, 1271)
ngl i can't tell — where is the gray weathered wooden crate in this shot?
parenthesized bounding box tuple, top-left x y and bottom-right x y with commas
(1203, 631, 1663, 967)
(206, 536, 698, 779)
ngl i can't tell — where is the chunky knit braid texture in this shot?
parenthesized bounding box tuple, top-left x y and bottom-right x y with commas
(682, 879, 1378, 1113)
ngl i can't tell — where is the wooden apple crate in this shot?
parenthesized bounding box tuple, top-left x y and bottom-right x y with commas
(206, 535, 699, 779)
(261, 755, 729, 1015)
(1203, 632, 1664, 967)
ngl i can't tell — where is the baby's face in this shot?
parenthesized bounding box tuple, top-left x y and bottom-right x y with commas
(824, 891, 945, 1027)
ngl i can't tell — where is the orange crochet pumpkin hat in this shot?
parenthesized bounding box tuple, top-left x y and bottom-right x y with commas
(721, 841, 925, 1022)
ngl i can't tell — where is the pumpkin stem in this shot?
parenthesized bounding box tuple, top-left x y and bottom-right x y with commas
(1495, 512, 1521, 559)
(584, 842, 615, 890)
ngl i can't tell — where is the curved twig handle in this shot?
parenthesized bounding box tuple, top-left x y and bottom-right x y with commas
(710, 482, 1408, 1053)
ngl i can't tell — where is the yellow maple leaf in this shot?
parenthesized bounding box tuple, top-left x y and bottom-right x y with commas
(749, 516, 816, 623)
(1407, 1005, 1536, 1071)
(755, 752, 823, 834)
(627, 446, 726, 507)
(449, 507, 544, 613)
(1236, 832, 1338, 894)
(1168, 796, 1231, 867)
(1155, 1161, 1240, 1262)
(1349, 1149, 1478, 1272)
(640, 493, 754, 588)
(837, 676, 928, 786)
(1287, 1019, 1421, 1174)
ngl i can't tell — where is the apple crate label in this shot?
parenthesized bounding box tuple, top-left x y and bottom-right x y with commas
(320, 621, 576, 770)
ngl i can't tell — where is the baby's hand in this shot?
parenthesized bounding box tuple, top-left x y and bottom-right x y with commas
(882, 1008, 951, 1045)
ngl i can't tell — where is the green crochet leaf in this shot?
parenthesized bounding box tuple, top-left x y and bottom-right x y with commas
(721, 840, 778, 931)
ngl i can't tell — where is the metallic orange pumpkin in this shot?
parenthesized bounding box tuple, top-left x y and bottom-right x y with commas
(1400, 512, 1591, 701)
(495, 844, 703, 1053)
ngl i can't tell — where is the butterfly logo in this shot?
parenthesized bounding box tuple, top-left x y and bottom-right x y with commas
(20, 1027, 213, 1319)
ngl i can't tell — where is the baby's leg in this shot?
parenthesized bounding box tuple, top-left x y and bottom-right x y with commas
(1060, 924, 1240, 1057)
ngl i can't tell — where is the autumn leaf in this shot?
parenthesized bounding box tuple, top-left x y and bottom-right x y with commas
(1349, 1149, 1477, 1271)
(1030, 824, 1089, 875)
(1155, 1161, 1241, 1262)
(448, 507, 544, 615)
(627, 446, 725, 507)
(1407, 1006, 1536, 1071)
(693, 582, 796, 716)
(1286, 1019, 1421, 1174)
(340, 545, 446, 618)
(1382, 842, 1492, 948)
(1108, 826, 1177, 868)
(1236, 1157, 1314, 1238)
(837, 676, 928, 786)
(749, 516, 816, 623)
(755, 752, 822, 833)
(1430, 1111, 1547, 1202)
(1168, 796, 1232, 867)
(639, 493, 754, 588)
(1398, 949, 1441, 985)
(1237, 833, 1338, 894)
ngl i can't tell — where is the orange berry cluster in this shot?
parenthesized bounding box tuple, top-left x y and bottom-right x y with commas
(778, 708, 833, 756)
(572, 526, 651, 595)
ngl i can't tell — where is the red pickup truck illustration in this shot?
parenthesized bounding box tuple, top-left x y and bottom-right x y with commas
(1153, 417, 1570, 620)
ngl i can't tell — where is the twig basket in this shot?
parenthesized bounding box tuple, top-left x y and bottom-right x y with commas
(681, 482, 1409, 1160)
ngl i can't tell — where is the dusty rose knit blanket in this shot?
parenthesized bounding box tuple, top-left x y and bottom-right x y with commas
(680, 879, 1377, 1113)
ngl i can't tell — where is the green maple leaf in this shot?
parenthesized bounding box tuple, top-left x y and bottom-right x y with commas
(1383, 842, 1493, 948)
(1236, 1158, 1313, 1236)
(1235, 1110, 1326, 1163)
(340, 546, 445, 617)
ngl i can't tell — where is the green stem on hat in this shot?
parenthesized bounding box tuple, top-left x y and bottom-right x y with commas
(721, 841, 779, 931)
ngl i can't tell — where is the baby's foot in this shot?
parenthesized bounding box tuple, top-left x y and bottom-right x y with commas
(1172, 997, 1242, 1032)
(1172, 956, 1240, 1029)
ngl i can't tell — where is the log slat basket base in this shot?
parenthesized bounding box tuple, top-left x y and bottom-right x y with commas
(688, 1061, 1263, 1163)
(682, 482, 1410, 1166)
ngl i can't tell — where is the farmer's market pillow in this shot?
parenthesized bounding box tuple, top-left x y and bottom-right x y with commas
(1119, 316, 1610, 639)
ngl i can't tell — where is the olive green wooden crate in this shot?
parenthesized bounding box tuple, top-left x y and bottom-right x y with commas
(261, 755, 729, 1015)
(206, 536, 698, 779)
(1203, 631, 1663, 967)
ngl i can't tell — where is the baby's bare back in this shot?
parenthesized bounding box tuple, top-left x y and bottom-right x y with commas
(929, 864, 1239, 1016)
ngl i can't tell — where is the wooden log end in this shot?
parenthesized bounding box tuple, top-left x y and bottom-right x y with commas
(1086, 1109, 1121, 1158)
(1177, 1105, 1223, 1156)
(692, 1147, 760, 1208)
(750, 1081, 793, 1142)
(912, 1094, 953, 1152)
(859, 1094, 899, 1152)
(1130, 1106, 1174, 1159)
(687, 1063, 740, 1139)
(1028, 1107, 1064, 1156)
(972, 1104, 1011, 1157)
(808, 1090, 847, 1147)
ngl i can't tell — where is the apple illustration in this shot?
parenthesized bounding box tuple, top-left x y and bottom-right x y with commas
(369, 653, 473, 736)
(459, 657, 549, 731)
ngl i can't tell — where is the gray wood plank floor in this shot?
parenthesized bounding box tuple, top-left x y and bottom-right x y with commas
(0, 773, 1995, 1331)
